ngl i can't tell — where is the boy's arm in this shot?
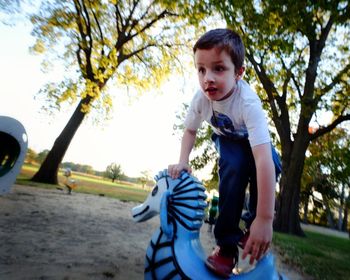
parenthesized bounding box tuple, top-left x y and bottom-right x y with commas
(168, 128, 197, 179)
(242, 142, 275, 264)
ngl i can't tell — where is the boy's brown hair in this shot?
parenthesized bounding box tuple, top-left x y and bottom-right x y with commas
(193, 28, 245, 72)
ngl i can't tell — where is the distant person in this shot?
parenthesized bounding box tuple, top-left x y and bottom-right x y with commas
(168, 28, 281, 278)
(64, 168, 76, 194)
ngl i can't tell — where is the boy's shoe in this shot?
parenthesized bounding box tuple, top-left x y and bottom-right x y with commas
(205, 246, 238, 278)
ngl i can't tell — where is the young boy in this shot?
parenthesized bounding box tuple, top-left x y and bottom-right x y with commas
(168, 28, 281, 278)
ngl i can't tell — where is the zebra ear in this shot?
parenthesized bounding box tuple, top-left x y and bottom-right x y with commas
(159, 190, 173, 239)
(154, 169, 168, 182)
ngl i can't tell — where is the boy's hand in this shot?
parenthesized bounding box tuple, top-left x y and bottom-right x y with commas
(241, 216, 273, 265)
(168, 163, 192, 179)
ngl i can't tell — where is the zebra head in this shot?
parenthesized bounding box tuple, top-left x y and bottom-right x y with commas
(131, 169, 170, 223)
(132, 170, 207, 237)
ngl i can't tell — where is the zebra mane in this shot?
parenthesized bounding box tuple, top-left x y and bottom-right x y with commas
(155, 170, 207, 232)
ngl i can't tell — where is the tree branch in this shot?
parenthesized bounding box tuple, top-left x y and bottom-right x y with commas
(80, 0, 93, 54)
(245, 51, 280, 117)
(118, 43, 156, 64)
(310, 114, 350, 141)
(114, 3, 122, 34)
(320, 63, 350, 96)
(300, 15, 335, 129)
(127, 9, 174, 44)
(76, 44, 86, 78)
(245, 49, 292, 145)
(277, 51, 293, 101)
(73, 0, 94, 80)
(90, 3, 104, 45)
(303, 14, 334, 102)
(124, 0, 141, 34)
(287, 47, 306, 100)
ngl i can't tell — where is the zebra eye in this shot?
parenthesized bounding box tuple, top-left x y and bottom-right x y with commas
(151, 185, 158, 196)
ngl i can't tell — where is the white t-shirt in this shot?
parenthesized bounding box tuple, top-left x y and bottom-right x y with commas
(184, 80, 271, 147)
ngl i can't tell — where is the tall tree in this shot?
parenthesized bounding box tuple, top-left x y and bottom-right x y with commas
(28, 0, 192, 184)
(182, 0, 350, 235)
(105, 162, 123, 182)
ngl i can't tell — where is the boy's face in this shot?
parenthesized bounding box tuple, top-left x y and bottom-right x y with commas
(194, 47, 240, 101)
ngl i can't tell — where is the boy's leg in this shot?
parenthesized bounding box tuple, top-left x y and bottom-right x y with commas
(242, 144, 281, 231)
(212, 134, 255, 247)
(206, 135, 255, 277)
(241, 173, 257, 229)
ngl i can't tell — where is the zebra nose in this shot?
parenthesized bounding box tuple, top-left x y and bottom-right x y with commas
(131, 204, 150, 222)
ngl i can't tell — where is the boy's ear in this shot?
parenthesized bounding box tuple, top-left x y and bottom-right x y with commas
(236, 66, 245, 79)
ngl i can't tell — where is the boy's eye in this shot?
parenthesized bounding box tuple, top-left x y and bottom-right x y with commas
(198, 67, 205, 74)
(214, 65, 225, 72)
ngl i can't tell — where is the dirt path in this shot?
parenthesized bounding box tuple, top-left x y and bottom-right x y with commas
(301, 223, 348, 239)
(0, 185, 304, 279)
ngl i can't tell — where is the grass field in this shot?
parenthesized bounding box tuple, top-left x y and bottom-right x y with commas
(16, 164, 350, 280)
(17, 164, 150, 202)
(273, 230, 350, 280)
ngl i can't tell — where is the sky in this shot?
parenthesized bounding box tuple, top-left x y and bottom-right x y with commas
(0, 20, 202, 178)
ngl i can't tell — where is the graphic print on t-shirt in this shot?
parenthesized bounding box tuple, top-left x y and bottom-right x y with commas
(210, 110, 248, 139)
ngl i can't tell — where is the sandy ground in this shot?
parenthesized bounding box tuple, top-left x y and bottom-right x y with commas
(0, 184, 306, 280)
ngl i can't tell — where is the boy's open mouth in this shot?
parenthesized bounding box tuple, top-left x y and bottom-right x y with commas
(206, 87, 217, 95)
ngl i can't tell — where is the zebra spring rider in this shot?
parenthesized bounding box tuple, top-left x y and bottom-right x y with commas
(132, 170, 284, 279)
(0, 116, 28, 195)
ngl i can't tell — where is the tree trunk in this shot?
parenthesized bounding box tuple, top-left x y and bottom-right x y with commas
(338, 184, 345, 230)
(31, 98, 90, 184)
(342, 194, 349, 232)
(274, 168, 305, 235)
(274, 136, 308, 236)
